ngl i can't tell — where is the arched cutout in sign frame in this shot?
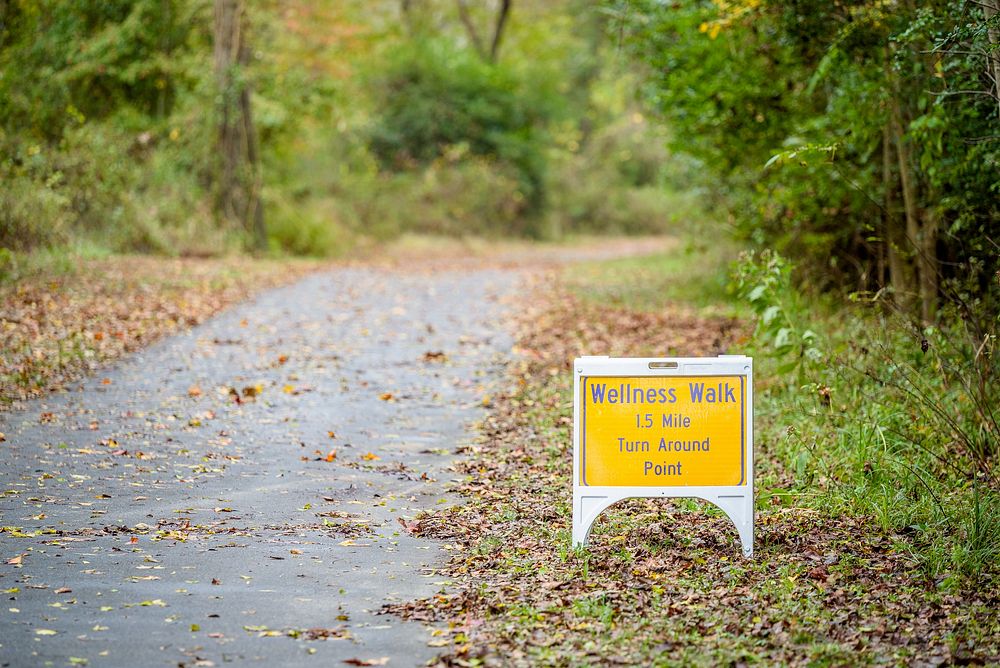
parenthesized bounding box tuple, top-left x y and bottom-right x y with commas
(572, 355, 754, 558)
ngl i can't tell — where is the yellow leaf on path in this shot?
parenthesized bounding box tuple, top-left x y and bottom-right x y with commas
(283, 385, 295, 394)
(339, 539, 371, 547)
(361, 452, 380, 461)
(35, 629, 57, 636)
(379, 392, 394, 402)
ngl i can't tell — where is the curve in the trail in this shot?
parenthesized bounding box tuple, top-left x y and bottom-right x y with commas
(0, 266, 516, 667)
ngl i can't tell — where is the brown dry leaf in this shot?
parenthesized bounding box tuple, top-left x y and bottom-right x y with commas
(396, 517, 421, 535)
(342, 659, 389, 667)
(379, 392, 395, 402)
(54, 587, 72, 594)
(188, 385, 203, 397)
(242, 384, 262, 398)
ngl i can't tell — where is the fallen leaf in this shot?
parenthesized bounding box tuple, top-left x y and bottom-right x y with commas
(242, 385, 262, 399)
(397, 517, 421, 535)
(188, 385, 203, 397)
(361, 452, 381, 461)
(324, 450, 337, 462)
(379, 392, 395, 402)
(34, 629, 57, 636)
(342, 659, 389, 667)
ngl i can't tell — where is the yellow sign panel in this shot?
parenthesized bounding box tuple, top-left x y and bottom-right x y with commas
(580, 375, 745, 487)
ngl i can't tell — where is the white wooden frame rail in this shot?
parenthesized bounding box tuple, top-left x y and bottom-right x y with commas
(571, 355, 754, 558)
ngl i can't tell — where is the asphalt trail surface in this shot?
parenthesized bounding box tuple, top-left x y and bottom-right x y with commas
(0, 267, 517, 667)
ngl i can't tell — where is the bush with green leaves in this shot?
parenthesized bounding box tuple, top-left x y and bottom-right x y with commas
(367, 39, 555, 229)
(734, 250, 999, 583)
(617, 0, 1000, 314)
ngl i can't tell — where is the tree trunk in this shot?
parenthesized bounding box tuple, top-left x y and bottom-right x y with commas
(888, 66, 939, 323)
(456, 0, 487, 60)
(984, 0, 1000, 119)
(214, 0, 265, 250)
(883, 125, 914, 310)
(489, 0, 511, 63)
(918, 207, 939, 323)
(456, 0, 513, 63)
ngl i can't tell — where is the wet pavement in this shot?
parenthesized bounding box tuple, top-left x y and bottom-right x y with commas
(0, 266, 517, 667)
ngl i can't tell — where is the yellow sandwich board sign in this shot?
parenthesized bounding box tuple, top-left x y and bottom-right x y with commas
(572, 356, 754, 557)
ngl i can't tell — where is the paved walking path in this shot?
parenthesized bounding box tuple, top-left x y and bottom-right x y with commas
(0, 266, 518, 667)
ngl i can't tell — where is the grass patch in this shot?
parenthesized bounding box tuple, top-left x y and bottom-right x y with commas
(562, 239, 742, 315)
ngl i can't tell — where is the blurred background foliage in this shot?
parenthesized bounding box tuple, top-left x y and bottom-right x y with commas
(616, 0, 999, 319)
(0, 0, 681, 261)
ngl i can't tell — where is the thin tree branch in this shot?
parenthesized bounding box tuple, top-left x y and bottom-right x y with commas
(456, 0, 487, 59)
(489, 0, 511, 63)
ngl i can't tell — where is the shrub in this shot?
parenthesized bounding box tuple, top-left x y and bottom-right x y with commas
(367, 39, 552, 227)
(735, 250, 1000, 583)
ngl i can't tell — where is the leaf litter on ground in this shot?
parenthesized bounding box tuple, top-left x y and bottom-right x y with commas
(385, 271, 1000, 667)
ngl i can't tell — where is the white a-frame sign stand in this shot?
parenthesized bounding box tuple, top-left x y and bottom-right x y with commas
(572, 355, 754, 557)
